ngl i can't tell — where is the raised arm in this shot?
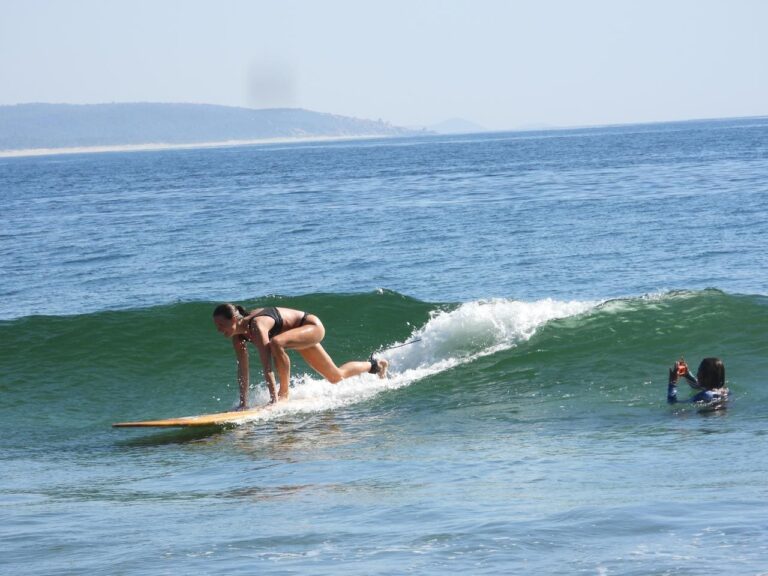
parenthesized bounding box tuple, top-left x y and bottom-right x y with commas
(667, 359, 700, 404)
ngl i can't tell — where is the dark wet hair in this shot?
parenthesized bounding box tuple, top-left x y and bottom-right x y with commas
(697, 357, 725, 390)
(212, 303, 248, 319)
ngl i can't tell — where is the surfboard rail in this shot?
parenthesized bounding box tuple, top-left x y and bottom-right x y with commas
(113, 406, 273, 428)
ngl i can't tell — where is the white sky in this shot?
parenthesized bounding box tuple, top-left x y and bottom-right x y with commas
(1, 0, 766, 130)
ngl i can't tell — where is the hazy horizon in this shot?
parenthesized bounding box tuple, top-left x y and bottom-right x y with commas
(4, 101, 766, 134)
(2, 0, 766, 131)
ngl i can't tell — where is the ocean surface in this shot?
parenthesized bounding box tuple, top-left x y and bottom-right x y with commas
(1, 118, 768, 575)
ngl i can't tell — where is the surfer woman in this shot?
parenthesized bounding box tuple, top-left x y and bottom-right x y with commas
(213, 303, 388, 408)
(667, 357, 728, 405)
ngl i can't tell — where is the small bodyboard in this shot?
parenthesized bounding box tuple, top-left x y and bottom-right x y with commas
(113, 405, 273, 428)
(694, 388, 729, 414)
(696, 398, 728, 414)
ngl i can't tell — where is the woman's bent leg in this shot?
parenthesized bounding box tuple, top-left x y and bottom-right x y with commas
(272, 322, 325, 350)
(272, 318, 388, 386)
(270, 340, 291, 400)
(269, 322, 324, 400)
(299, 344, 375, 383)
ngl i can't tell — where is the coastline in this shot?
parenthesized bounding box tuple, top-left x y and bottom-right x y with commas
(0, 133, 393, 159)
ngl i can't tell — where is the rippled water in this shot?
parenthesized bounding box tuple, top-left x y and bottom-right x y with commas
(2, 118, 768, 575)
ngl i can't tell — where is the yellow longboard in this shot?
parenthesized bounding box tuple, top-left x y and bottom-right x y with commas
(113, 405, 274, 428)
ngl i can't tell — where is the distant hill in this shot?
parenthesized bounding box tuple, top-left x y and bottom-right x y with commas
(0, 103, 423, 151)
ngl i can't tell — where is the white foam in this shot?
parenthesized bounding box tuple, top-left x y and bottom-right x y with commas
(242, 298, 597, 422)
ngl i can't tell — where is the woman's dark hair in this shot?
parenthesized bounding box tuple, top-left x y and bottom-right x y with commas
(697, 357, 725, 390)
(212, 303, 248, 319)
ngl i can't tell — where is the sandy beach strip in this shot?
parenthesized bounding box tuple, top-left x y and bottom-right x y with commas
(0, 134, 391, 158)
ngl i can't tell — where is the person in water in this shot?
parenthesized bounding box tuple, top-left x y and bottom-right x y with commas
(667, 357, 728, 404)
(213, 303, 388, 409)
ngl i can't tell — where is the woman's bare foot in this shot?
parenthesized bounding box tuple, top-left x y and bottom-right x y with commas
(376, 359, 389, 379)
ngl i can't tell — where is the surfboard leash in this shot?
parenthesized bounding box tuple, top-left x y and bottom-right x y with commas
(381, 338, 422, 352)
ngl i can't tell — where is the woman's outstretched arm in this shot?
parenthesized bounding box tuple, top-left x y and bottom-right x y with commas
(233, 337, 250, 409)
